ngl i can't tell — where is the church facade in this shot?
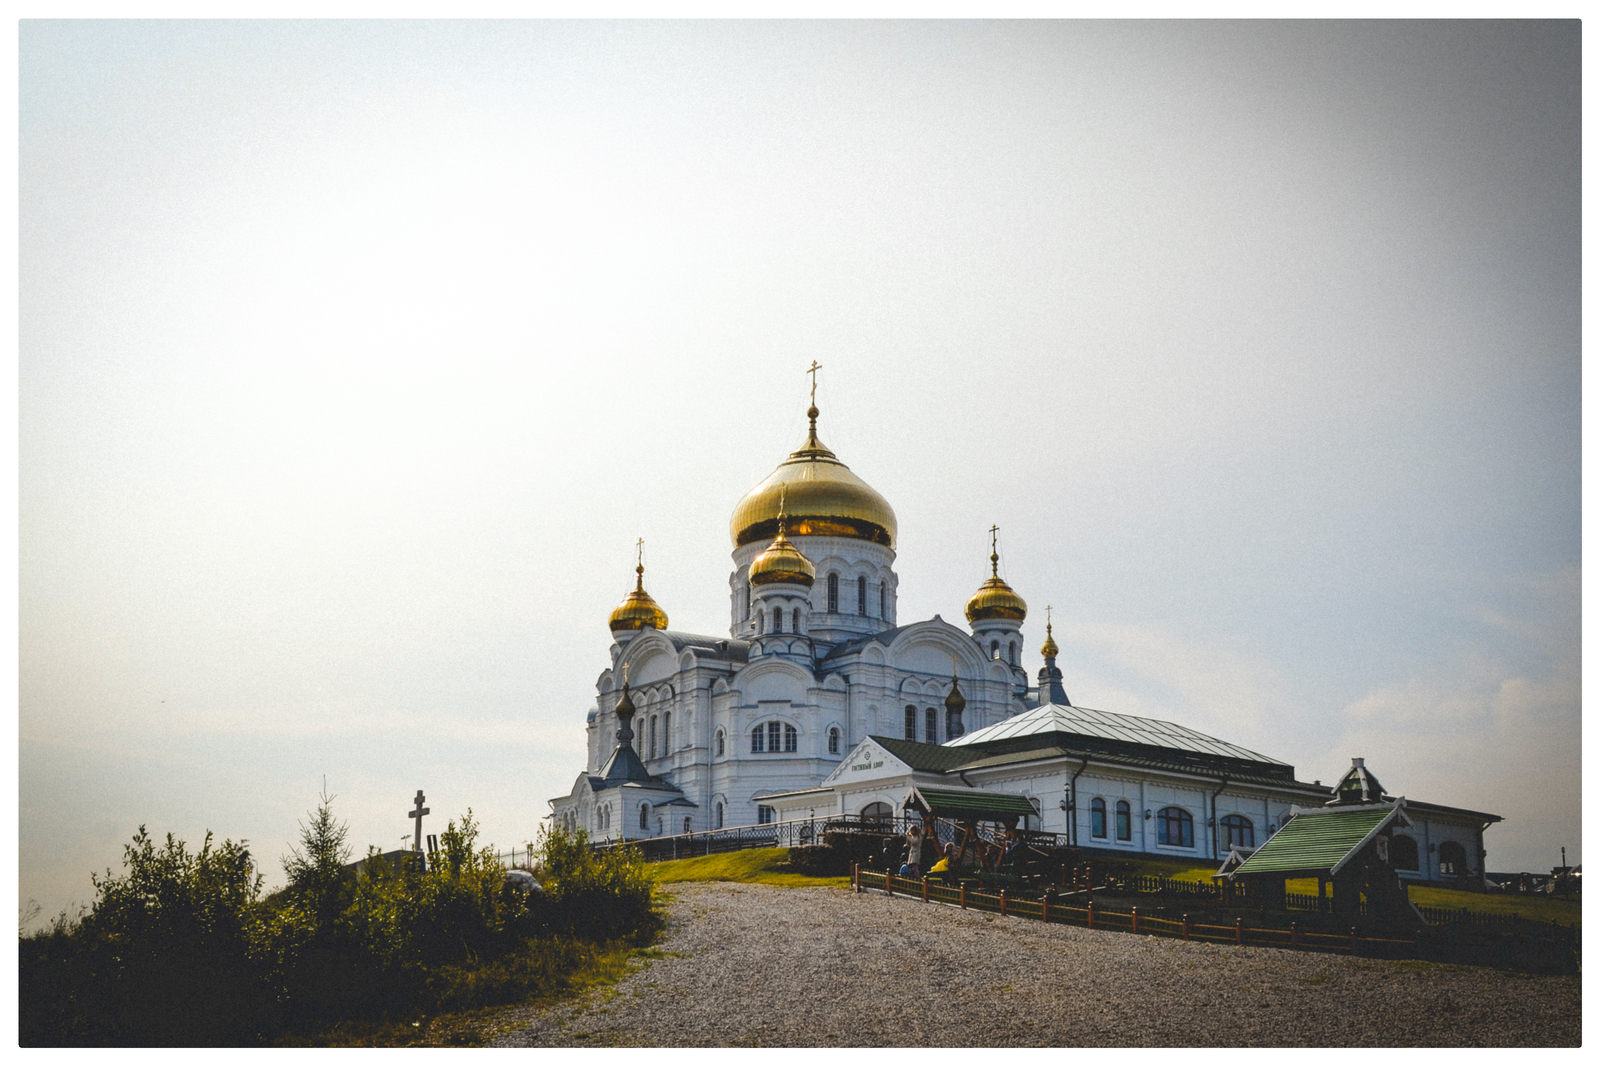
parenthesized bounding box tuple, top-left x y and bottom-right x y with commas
(548, 396, 1501, 888)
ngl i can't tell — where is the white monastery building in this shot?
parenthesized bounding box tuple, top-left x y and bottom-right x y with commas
(549, 394, 1499, 888)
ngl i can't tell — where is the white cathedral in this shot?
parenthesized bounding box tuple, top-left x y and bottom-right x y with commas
(549, 395, 1499, 887)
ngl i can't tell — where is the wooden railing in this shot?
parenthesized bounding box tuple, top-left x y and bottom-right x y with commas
(853, 866, 1581, 974)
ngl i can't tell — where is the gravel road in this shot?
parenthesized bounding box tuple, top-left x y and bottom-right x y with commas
(491, 881, 1580, 1047)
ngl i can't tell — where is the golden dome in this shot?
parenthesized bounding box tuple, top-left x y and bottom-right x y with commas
(608, 564, 669, 633)
(749, 519, 817, 587)
(730, 405, 897, 549)
(1041, 620, 1059, 660)
(965, 548, 1027, 623)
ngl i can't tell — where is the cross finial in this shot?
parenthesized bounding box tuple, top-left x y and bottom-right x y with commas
(634, 538, 645, 589)
(777, 486, 788, 536)
(989, 525, 1000, 576)
(807, 360, 821, 404)
(1046, 604, 1053, 632)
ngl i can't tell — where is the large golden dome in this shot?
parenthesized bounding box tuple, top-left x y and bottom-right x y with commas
(749, 520, 817, 587)
(730, 405, 897, 549)
(608, 564, 669, 633)
(965, 548, 1027, 623)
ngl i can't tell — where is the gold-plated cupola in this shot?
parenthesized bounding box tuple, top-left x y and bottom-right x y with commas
(748, 503, 817, 588)
(965, 530, 1027, 623)
(729, 376, 897, 549)
(608, 543, 669, 633)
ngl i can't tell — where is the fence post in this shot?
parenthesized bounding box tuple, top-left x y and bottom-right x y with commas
(1350, 927, 1358, 956)
(1000, 888, 1008, 917)
(1236, 918, 1243, 946)
(960, 883, 968, 909)
(1131, 907, 1139, 935)
(1290, 922, 1297, 950)
(887, 871, 894, 897)
(1088, 900, 1095, 929)
(1042, 892, 1051, 925)
(1182, 914, 1190, 941)
(852, 862, 859, 893)
(922, 877, 929, 903)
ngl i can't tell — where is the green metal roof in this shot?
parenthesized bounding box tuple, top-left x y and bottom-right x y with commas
(870, 735, 980, 773)
(906, 785, 1036, 819)
(1232, 806, 1398, 877)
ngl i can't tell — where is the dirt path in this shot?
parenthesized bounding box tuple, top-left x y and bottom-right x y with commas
(490, 882, 1581, 1047)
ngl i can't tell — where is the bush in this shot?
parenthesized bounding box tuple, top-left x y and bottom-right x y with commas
(21, 802, 660, 1045)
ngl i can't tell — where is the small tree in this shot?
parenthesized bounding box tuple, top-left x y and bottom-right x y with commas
(282, 786, 352, 934)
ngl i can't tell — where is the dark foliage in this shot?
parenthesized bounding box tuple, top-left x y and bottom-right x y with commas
(20, 801, 658, 1046)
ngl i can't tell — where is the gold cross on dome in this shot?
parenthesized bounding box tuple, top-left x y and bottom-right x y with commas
(807, 361, 821, 404)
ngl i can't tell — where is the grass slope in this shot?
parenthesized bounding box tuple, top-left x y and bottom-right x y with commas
(651, 848, 850, 889)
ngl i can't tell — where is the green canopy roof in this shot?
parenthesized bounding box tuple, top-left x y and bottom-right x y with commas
(1231, 804, 1402, 878)
(905, 785, 1036, 820)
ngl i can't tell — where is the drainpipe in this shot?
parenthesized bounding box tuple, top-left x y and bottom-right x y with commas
(1068, 757, 1090, 847)
(1209, 776, 1230, 861)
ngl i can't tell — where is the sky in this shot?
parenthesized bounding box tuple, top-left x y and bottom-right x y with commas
(18, 20, 1582, 924)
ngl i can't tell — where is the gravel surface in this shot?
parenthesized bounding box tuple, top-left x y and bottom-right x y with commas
(491, 882, 1581, 1047)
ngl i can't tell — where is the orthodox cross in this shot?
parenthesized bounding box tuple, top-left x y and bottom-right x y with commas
(989, 524, 1000, 574)
(409, 790, 430, 852)
(807, 360, 821, 404)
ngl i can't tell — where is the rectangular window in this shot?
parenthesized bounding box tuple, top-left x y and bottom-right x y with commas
(768, 721, 782, 754)
(880, 585, 886, 619)
(1116, 802, 1132, 841)
(1091, 799, 1106, 839)
(757, 805, 775, 825)
(828, 574, 839, 613)
(751, 727, 765, 753)
(925, 708, 937, 744)
(858, 575, 867, 616)
(904, 705, 916, 740)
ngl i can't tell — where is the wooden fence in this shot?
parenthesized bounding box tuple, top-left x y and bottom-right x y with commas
(854, 867, 1580, 975)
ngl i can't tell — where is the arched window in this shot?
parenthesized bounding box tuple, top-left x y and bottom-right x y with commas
(1391, 834, 1419, 871)
(792, 607, 801, 632)
(904, 705, 916, 740)
(828, 727, 840, 754)
(649, 715, 658, 758)
(990, 640, 999, 659)
(1220, 813, 1254, 848)
(715, 728, 725, 756)
(879, 585, 886, 619)
(1091, 798, 1107, 838)
(1115, 800, 1132, 841)
(772, 609, 782, 634)
(751, 724, 766, 753)
(783, 722, 797, 753)
(946, 707, 963, 740)
(1009, 641, 1017, 666)
(639, 803, 650, 831)
(1158, 806, 1194, 848)
(768, 721, 782, 753)
(1439, 840, 1467, 877)
(757, 610, 765, 635)
(714, 802, 724, 829)
(858, 575, 868, 615)
(828, 573, 839, 613)
(861, 801, 892, 827)
(924, 707, 937, 744)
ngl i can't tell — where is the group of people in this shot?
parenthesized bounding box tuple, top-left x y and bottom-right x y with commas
(896, 824, 957, 882)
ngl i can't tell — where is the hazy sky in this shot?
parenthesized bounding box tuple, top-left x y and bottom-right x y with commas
(19, 20, 1580, 922)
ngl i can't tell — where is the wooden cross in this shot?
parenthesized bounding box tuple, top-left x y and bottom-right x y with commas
(807, 360, 821, 404)
(408, 790, 430, 852)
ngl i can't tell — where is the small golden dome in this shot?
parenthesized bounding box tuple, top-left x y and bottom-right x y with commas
(609, 564, 669, 633)
(730, 404, 897, 549)
(965, 549, 1027, 623)
(749, 519, 817, 587)
(1041, 620, 1059, 660)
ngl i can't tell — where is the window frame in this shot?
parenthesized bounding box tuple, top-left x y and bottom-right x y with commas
(1157, 806, 1194, 848)
(1115, 800, 1132, 841)
(1090, 797, 1107, 839)
(828, 727, 840, 754)
(827, 573, 839, 613)
(1220, 813, 1254, 849)
(858, 575, 868, 616)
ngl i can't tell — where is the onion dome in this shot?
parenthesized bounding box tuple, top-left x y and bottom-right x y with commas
(1040, 619, 1059, 660)
(965, 547, 1027, 623)
(944, 674, 966, 716)
(749, 513, 817, 588)
(730, 402, 897, 549)
(608, 563, 669, 633)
